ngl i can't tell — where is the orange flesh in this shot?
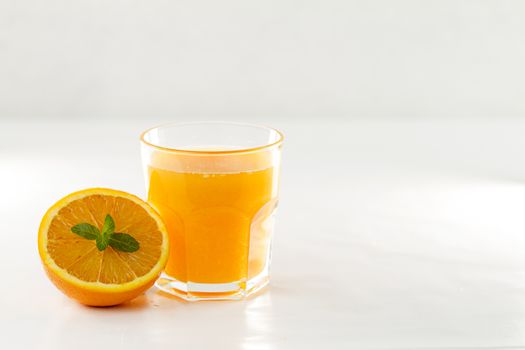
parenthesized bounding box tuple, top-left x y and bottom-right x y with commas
(147, 164, 276, 284)
(46, 195, 163, 284)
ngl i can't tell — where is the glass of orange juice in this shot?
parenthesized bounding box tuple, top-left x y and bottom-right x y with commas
(140, 122, 283, 300)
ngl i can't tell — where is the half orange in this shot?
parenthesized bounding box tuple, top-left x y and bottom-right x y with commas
(38, 188, 169, 306)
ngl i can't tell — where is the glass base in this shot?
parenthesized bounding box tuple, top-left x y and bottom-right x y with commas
(155, 272, 270, 301)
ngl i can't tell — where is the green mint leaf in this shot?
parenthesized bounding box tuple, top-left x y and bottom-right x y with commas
(96, 235, 108, 251)
(102, 214, 115, 240)
(109, 233, 140, 252)
(71, 214, 138, 253)
(71, 223, 99, 240)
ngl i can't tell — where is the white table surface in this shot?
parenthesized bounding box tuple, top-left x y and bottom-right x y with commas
(2, 117, 525, 349)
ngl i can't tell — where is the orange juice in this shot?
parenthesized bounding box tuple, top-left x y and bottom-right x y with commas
(147, 154, 277, 285)
(141, 122, 283, 300)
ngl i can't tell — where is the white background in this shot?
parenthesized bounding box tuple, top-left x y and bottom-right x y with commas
(2, 0, 525, 120)
(2, 1, 525, 349)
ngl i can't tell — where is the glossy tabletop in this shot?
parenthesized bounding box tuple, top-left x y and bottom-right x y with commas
(2, 118, 525, 349)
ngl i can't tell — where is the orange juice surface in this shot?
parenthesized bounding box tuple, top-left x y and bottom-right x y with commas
(147, 153, 276, 284)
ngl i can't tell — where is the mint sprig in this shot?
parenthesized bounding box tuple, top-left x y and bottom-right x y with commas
(71, 214, 140, 253)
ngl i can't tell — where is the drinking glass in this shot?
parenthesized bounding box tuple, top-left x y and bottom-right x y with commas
(140, 122, 283, 300)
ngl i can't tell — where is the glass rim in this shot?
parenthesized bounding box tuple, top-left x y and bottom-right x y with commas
(140, 121, 284, 155)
